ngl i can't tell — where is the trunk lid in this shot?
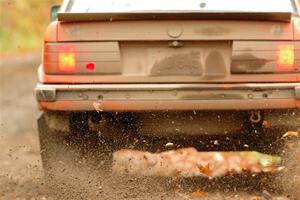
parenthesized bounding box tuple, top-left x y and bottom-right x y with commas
(57, 20, 294, 41)
(43, 19, 299, 83)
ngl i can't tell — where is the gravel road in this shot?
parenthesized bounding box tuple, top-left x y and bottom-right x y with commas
(0, 54, 294, 200)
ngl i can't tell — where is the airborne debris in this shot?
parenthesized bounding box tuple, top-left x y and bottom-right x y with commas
(192, 190, 208, 197)
(112, 148, 281, 178)
(93, 101, 103, 112)
(165, 142, 174, 147)
(261, 190, 272, 200)
(281, 131, 299, 139)
(262, 120, 269, 129)
(197, 164, 211, 177)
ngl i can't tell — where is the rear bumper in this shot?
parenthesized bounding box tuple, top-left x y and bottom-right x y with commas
(35, 83, 300, 111)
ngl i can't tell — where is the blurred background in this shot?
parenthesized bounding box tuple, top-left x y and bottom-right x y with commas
(0, 1, 61, 199)
(0, 0, 61, 56)
(0, 1, 299, 199)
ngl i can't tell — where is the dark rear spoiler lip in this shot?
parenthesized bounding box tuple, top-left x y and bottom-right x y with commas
(57, 11, 292, 22)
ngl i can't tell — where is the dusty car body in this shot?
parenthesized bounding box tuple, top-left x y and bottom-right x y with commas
(36, 0, 299, 138)
(36, 1, 300, 194)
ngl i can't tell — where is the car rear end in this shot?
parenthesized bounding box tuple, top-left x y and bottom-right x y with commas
(36, 0, 299, 140)
(36, 0, 300, 196)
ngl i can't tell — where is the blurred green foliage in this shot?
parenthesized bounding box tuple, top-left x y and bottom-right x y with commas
(0, 0, 62, 55)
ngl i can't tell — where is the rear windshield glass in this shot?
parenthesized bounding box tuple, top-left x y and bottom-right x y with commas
(295, 0, 300, 15)
(65, 0, 294, 13)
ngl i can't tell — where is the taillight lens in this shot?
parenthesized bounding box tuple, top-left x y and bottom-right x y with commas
(58, 45, 76, 72)
(276, 44, 295, 72)
(86, 63, 95, 71)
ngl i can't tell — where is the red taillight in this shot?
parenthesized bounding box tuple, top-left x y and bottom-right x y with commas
(276, 44, 295, 72)
(58, 46, 76, 72)
(86, 63, 95, 71)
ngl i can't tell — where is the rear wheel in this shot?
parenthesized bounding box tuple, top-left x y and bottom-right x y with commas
(38, 111, 118, 196)
(38, 112, 80, 177)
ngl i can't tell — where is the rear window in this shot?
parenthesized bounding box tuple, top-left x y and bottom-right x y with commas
(295, 0, 300, 15)
(64, 0, 294, 13)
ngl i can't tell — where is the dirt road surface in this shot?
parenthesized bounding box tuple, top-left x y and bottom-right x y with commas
(0, 54, 293, 199)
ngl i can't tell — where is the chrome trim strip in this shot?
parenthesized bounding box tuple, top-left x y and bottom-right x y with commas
(36, 83, 300, 91)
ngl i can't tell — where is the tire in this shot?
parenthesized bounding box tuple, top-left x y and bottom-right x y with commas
(38, 112, 88, 181)
(38, 112, 117, 198)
